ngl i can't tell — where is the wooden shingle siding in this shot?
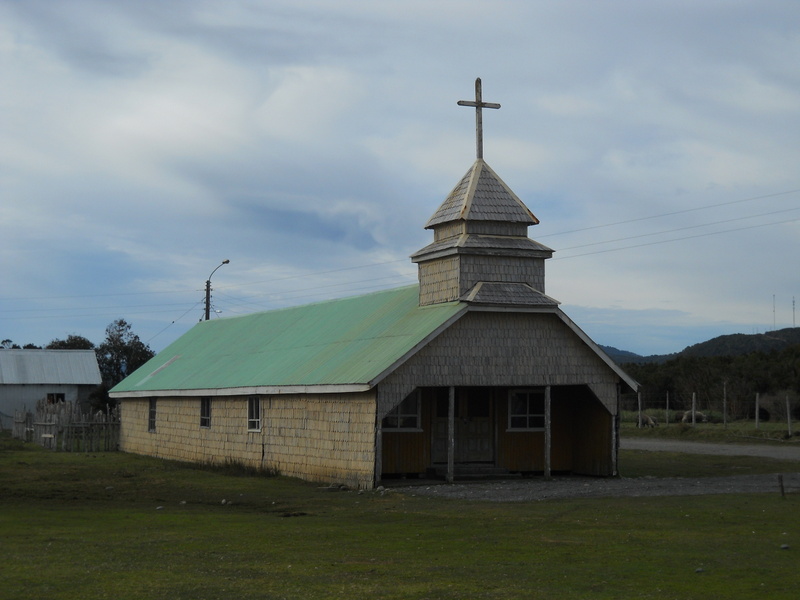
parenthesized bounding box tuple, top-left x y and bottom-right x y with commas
(418, 256, 546, 305)
(418, 258, 460, 305)
(433, 222, 465, 242)
(431, 221, 530, 241)
(120, 392, 377, 489)
(380, 311, 619, 412)
(466, 221, 528, 236)
(458, 255, 545, 295)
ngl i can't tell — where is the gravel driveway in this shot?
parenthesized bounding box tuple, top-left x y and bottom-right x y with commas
(392, 439, 800, 502)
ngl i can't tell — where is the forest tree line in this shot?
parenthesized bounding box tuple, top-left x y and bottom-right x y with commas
(622, 343, 800, 421)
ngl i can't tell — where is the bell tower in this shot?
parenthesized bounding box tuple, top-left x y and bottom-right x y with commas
(411, 79, 557, 308)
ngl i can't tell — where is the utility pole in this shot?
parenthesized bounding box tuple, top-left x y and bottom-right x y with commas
(205, 259, 230, 321)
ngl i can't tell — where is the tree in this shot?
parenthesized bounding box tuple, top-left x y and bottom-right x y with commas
(46, 335, 95, 350)
(95, 319, 155, 388)
(1, 339, 40, 349)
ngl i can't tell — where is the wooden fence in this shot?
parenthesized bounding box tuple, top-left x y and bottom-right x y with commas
(12, 399, 119, 452)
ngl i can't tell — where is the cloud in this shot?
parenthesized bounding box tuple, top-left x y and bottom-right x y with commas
(1, 0, 798, 355)
(253, 66, 361, 142)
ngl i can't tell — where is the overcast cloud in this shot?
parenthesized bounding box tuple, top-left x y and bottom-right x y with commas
(1, 0, 798, 355)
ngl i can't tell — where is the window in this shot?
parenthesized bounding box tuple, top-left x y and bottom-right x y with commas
(200, 397, 212, 428)
(46, 393, 66, 404)
(148, 398, 157, 432)
(382, 391, 421, 430)
(508, 389, 545, 431)
(247, 395, 261, 431)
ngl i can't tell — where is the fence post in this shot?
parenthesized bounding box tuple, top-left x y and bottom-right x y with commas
(692, 392, 697, 425)
(723, 380, 728, 429)
(637, 391, 643, 428)
(787, 395, 792, 437)
(665, 391, 670, 426)
(756, 393, 760, 429)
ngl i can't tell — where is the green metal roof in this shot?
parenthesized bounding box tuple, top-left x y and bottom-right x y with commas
(110, 285, 465, 396)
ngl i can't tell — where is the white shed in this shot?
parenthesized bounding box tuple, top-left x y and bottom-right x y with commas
(0, 350, 102, 428)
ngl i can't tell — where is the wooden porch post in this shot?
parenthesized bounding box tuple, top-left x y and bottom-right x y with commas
(447, 386, 455, 483)
(374, 425, 382, 489)
(544, 385, 552, 480)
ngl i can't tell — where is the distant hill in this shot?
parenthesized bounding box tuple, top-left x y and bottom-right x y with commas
(681, 328, 800, 358)
(602, 327, 800, 365)
(600, 346, 665, 365)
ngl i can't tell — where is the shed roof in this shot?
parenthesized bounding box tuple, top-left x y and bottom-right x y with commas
(110, 286, 466, 397)
(0, 349, 101, 386)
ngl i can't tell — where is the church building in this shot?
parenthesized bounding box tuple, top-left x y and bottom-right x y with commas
(110, 80, 637, 489)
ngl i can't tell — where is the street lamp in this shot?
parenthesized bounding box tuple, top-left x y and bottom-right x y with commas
(205, 259, 230, 321)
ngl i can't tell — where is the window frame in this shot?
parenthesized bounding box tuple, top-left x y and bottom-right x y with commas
(382, 390, 422, 432)
(46, 393, 66, 404)
(148, 397, 157, 433)
(200, 397, 212, 428)
(507, 388, 545, 432)
(247, 395, 261, 432)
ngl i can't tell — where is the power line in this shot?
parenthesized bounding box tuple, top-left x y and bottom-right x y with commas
(554, 215, 800, 260)
(558, 206, 800, 252)
(0, 300, 196, 315)
(145, 300, 204, 345)
(537, 188, 800, 238)
(214, 273, 413, 310)
(231, 258, 410, 289)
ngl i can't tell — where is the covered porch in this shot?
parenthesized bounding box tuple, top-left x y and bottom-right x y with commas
(379, 385, 617, 482)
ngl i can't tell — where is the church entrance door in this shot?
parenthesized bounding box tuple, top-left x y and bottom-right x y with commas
(431, 388, 494, 464)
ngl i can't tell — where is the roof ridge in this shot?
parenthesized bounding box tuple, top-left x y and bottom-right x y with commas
(459, 159, 483, 220)
(206, 284, 422, 322)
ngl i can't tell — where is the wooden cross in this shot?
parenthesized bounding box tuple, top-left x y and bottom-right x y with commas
(457, 77, 500, 159)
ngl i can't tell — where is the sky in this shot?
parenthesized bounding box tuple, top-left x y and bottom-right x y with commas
(1, 0, 799, 357)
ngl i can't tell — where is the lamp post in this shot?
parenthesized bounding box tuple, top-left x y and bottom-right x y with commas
(205, 259, 230, 321)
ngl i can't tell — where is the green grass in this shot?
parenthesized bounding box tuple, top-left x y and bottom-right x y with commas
(621, 413, 800, 444)
(1, 432, 799, 599)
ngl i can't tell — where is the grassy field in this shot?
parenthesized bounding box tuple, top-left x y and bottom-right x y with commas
(620, 412, 800, 444)
(1, 432, 798, 599)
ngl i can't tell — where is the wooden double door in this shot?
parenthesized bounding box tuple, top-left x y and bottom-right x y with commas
(431, 388, 495, 464)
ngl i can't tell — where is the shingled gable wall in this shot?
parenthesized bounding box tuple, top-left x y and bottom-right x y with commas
(120, 391, 377, 489)
(376, 309, 619, 417)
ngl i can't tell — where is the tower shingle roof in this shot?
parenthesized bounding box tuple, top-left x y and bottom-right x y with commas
(425, 159, 539, 228)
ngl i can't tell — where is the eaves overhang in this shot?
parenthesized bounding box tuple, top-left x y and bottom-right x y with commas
(411, 245, 553, 263)
(368, 305, 470, 387)
(554, 309, 640, 393)
(109, 383, 374, 399)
